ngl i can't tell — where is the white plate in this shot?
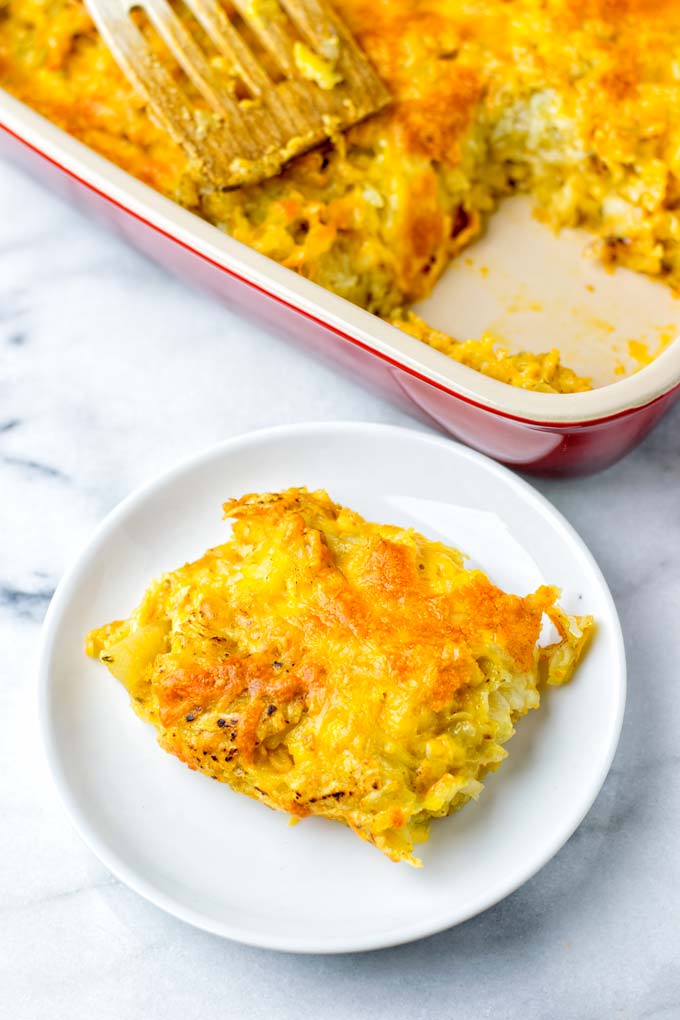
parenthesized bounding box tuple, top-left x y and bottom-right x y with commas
(39, 423, 626, 953)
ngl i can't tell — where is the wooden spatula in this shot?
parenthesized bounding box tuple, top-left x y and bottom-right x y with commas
(85, 0, 390, 188)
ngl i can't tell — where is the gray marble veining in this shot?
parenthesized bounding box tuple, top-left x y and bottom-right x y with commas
(1, 156, 679, 1020)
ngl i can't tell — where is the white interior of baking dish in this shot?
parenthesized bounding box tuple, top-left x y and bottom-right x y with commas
(2, 88, 679, 424)
(415, 195, 680, 389)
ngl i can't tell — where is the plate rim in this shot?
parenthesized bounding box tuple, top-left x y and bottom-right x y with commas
(38, 421, 627, 953)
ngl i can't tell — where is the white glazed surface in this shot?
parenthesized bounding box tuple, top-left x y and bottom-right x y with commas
(3, 159, 680, 1017)
(415, 196, 680, 388)
(39, 424, 625, 953)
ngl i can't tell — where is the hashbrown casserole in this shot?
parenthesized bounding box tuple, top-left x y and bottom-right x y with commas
(86, 488, 593, 865)
(2, 0, 679, 392)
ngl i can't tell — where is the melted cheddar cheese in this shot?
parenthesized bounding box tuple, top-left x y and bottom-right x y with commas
(4, 0, 680, 391)
(86, 489, 593, 865)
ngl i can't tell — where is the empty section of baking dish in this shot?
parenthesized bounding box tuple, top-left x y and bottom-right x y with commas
(415, 196, 680, 389)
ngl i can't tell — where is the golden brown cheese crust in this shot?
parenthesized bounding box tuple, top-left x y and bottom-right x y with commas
(4, 0, 680, 390)
(86, 488, 593, 865)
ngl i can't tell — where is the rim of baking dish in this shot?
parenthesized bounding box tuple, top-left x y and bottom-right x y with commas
(2, 89, 679, 426)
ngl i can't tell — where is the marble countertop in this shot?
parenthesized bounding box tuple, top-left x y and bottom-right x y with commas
(2, 156, 679, 1020)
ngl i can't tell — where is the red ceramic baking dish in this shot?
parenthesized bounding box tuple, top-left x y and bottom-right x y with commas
(2, 88, 679, 475)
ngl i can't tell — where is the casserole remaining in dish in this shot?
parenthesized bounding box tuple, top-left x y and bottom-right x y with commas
(3, 0, 680, 394)
(86, 487, 593, 865)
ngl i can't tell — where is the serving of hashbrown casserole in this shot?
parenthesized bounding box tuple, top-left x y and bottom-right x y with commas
(86, 488, 593, 865)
